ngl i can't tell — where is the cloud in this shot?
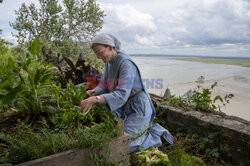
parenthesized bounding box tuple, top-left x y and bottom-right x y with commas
(153, 0, 250, 46)
(2, 32, 17, 45)
(99, 3, 157, 49)
(0, 0, 40, 22)
(96, 0, 250, 56)
(135, 34, 154, 45)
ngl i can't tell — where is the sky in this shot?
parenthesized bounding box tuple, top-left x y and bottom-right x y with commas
(0, 0, 250, 57)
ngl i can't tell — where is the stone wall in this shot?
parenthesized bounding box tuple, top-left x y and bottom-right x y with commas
(150, 94, 250, 165)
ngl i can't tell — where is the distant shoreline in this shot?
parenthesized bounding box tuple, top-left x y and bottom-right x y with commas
(130, 54, 250, 60)
(130, 54, 250, 68)
(172, 57, 250, 68)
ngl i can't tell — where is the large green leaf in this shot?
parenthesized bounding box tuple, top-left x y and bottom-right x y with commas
(28, 39, 42, 56)
(2, 84, 23, 104)
(34, 69, 42, 86)
(0, 79, 12, 90)
(7, 58, 15, 71)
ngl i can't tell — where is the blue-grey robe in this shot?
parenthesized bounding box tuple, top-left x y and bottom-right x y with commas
(93, 52, 174, 153)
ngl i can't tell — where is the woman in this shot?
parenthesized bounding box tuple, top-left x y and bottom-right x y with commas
(80, 33, 173, 153)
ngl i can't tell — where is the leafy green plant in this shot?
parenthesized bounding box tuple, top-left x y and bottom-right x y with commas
(165, 95, 188, 108)
(14, 53, 57, 115)
(163, 78, 234, 112)
(181, 132, 232, 165)
(0, 39, 59, 114)
(180, 154, 204, 166)
(0, 20, 119, 165)
(2, 104, 118, 165)
(0, 35, 12, 56)
(0, 52, 119, 164)
(0, 58, 22, 110)
(188, 82, 233, 112)
(135, 147, 169, 166)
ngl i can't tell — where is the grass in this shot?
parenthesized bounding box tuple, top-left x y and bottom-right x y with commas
(173, 57, 250, 67)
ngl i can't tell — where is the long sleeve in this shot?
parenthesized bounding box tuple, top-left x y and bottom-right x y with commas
(103, 60, 137, 112)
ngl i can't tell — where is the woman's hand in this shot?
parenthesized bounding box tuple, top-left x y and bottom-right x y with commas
(80, 96, 97, 113)
(86, 90, 97, 97)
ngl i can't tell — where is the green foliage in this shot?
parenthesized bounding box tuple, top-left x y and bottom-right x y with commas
(0, 57, 23, 110)
(10, 0, 105, 56)
(0, 39, 12, 56)
(131, 143, 204, 166)
(3, 108, 118, 165)
(0, 39, 62, 113)
(60, 81, 87, 107)
(0, 45, 26, 67)
(135, 147, 169, 166)
(13, 53, 57, 114)
(7, 123, 74, 164)
(75, 110, 118, 148)
(1, 84, 118, 164)
(40, 37, 104, 73)
(0, 41, 96, 116)
(154, 130, 233, 166)
(0, 30, 14, 62)
(188, 82, 216, 111)
(0, 133, 6, 142)
(188, 82, 233, 112)
(166, 145, 187, 166)
(167, 95, 188, 107)
(0, 41, 118, 164)
(182, 132, 231, 165)
(28, 38, 42, 56)
(180, 154, 204, 166)
(163, 77, 234, 112)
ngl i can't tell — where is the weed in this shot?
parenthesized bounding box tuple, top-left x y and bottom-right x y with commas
(163, 77, 234, 112)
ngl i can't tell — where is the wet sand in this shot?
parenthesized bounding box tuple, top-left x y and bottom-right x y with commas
(131, 56, 250, 121)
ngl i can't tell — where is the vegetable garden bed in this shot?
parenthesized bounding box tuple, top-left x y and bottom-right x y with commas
(17, 119, 130, 166)
(0, 52, 129, 165)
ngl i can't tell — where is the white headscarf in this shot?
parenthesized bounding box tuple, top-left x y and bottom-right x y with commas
(91, 33, 122, 52)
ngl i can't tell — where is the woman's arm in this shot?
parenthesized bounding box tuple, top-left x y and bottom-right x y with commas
(80, 60, 138, 113)
(102, 60, 137, 112)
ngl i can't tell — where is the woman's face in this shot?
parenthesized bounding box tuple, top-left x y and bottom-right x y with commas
(93, 45, 113, 63)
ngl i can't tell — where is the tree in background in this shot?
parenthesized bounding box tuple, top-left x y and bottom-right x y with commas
(10, 0, 105, 58)
(11, 0, 104, 44)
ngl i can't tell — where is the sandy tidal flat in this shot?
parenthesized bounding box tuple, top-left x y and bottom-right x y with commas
(131, 56, 250, 121)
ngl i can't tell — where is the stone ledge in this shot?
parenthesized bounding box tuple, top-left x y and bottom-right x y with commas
(161, 104, 250, 135)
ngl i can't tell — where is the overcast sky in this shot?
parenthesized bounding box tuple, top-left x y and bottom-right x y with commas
(1, 0, 250, 57)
